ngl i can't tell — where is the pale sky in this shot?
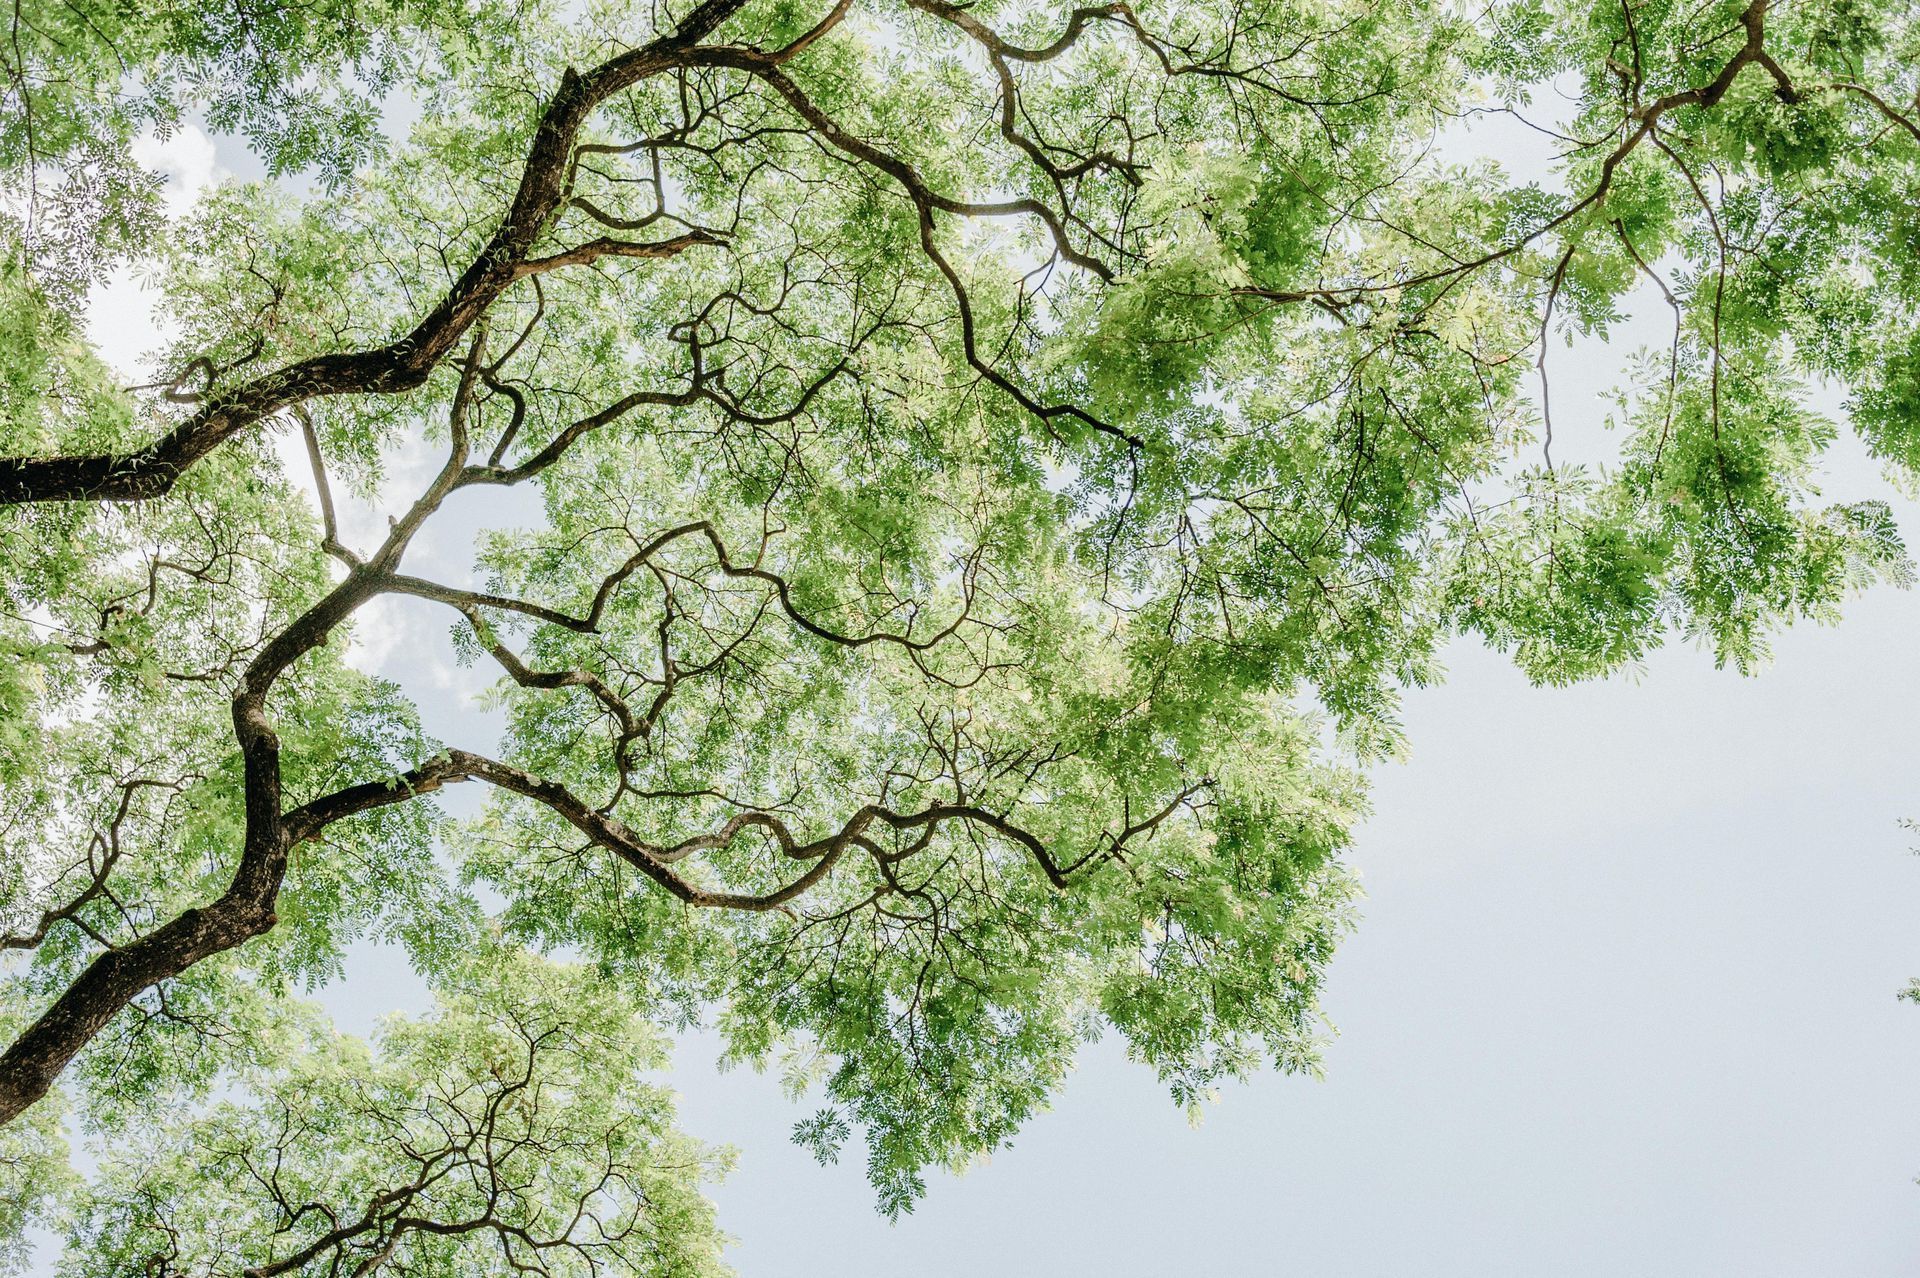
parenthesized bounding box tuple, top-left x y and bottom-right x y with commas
(36, 92, 1920, 1276)
(657, 612, 1920, 1275)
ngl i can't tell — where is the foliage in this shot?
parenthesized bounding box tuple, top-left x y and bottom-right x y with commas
(64, 949, 731, 1278)
(3, 0, 1919, 1266)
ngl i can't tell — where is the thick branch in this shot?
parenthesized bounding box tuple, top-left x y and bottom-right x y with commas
(0, 0, 749, 506)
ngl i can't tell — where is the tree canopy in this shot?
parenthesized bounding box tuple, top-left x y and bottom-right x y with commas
(3, 0, 1918, 1266)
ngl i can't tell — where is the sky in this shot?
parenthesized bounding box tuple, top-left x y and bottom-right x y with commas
(37, 93, 1920, 1277)
(659, 614, 1920, 1277)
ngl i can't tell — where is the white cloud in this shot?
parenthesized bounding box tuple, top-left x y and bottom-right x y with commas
(133, 126, 222, 220)
(344, 593, 411, 676)
(85, 125, 226, 379)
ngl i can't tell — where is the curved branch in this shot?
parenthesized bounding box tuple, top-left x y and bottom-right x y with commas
(0, 0, 751, 506)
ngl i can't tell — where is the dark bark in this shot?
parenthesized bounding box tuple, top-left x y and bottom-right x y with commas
(0, 0, 754, 1112)
(0, 715, 285, 1126)
(0, 0, 1803, 1129)
(0, 0, 747, 507)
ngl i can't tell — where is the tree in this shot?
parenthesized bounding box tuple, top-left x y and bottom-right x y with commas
(63, 947, 730, 1278)
(2, 0, 1916, 1263)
